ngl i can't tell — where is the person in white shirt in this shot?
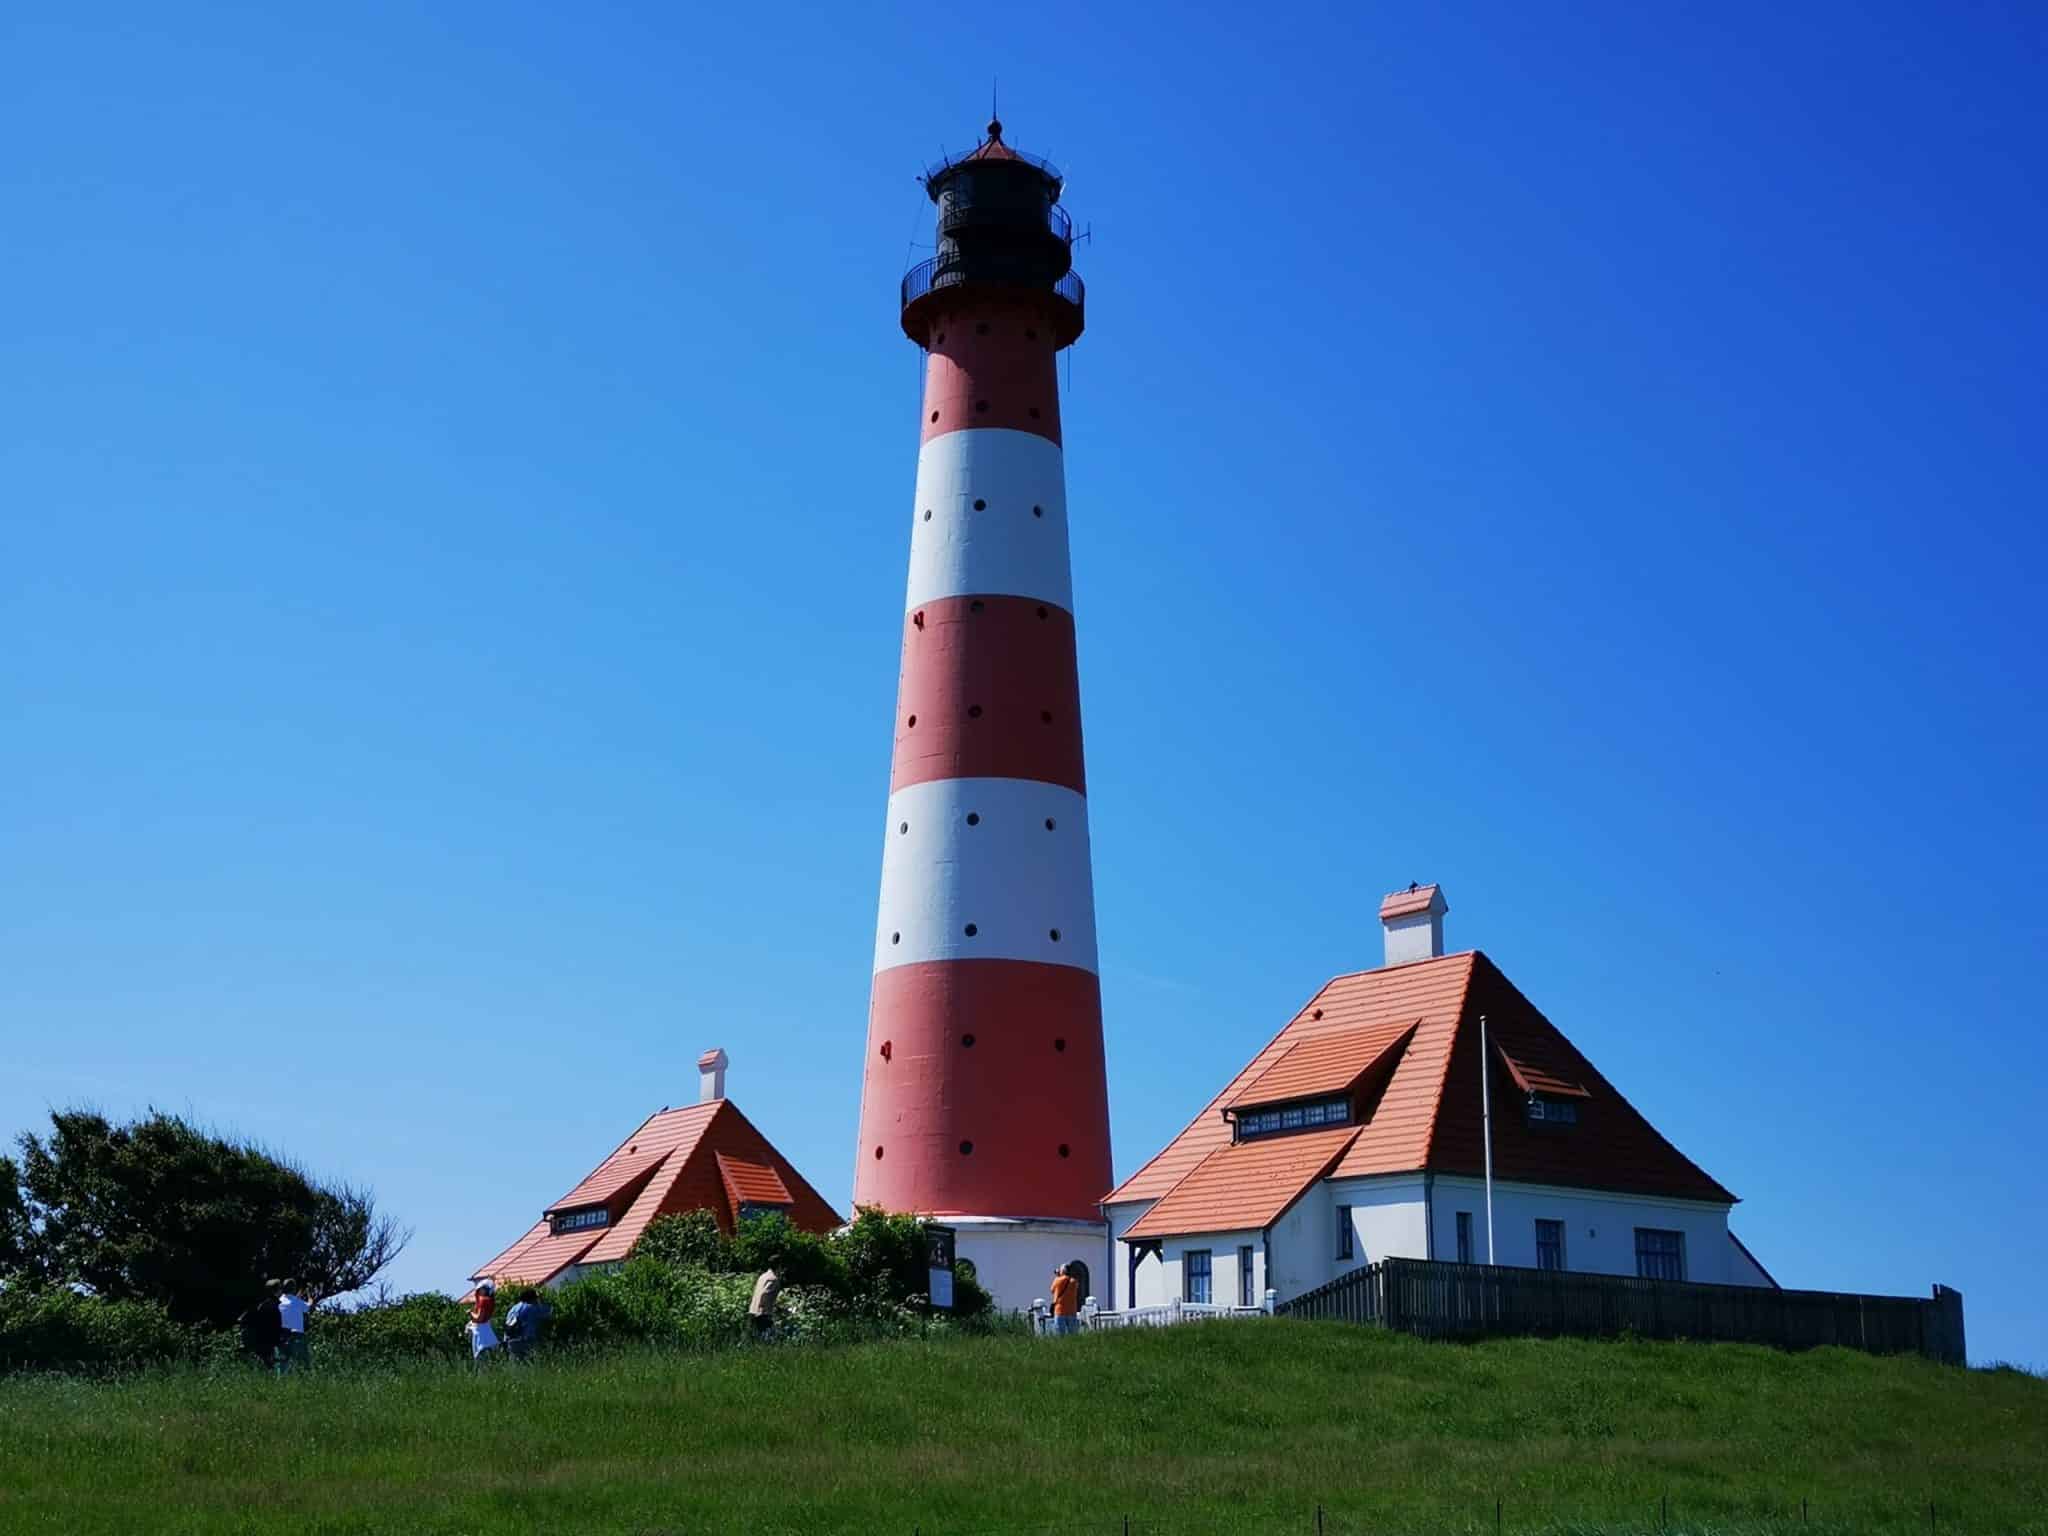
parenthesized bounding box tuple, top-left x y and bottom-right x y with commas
(276, 1279, 311, 1373)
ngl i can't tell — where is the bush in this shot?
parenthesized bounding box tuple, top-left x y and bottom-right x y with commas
(0, 1285, 210, 1372)
(312, 1292, 469, 1363)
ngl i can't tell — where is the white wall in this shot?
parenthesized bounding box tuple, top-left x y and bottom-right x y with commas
(1155, 1230, 1264, 1308)
(1428, 1176, 1749, 1284)
(950, 1218, 1110, 1313)
(1104, 1200, 1155, 1310)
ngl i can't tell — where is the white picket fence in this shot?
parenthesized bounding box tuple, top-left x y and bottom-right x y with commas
(1028, 1292, 1276, 1335)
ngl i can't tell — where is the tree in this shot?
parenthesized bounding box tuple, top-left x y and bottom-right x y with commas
(3, 1110, 409, 1327)
(0, 1156, 29, 1282)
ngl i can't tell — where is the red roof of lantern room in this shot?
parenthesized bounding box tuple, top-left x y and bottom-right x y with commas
(1105, 951, 1734, 1234)
(471, 1099, 841, 1288)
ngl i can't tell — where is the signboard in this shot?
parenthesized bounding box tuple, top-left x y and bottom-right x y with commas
(926, 1224, 956, 1311)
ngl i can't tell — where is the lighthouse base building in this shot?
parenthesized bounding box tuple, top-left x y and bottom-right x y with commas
(1104, 887, 1777, 1312)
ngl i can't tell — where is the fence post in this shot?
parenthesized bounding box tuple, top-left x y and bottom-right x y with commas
(1264, 1287, 1277, 1316)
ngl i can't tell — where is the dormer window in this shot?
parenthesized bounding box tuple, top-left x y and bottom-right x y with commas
(1526, 1094, 1579, 1128)
(1237, 1096, 1352, 1140)
(737, 1201, 792, 1224)
(549, 1205, 610, 1236)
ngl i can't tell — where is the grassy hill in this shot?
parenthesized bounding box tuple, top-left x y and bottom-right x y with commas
(0, 1321, 2041, 1535)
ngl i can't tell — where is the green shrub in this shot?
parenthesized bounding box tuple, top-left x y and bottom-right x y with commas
(0, 1285, 207, 1372)
(312, 1292, 468, 1362)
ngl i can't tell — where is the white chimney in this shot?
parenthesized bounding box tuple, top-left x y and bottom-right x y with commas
(1380, 884, 1448, 966)
(697, 1047, 728, 1104)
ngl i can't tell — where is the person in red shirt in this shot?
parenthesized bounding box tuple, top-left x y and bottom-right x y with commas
(467, 1280, 502, 1364)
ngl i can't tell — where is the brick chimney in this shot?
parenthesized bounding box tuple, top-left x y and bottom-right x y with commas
(697, 1047, 728, 1104)
(1379, 884, 1447, 966)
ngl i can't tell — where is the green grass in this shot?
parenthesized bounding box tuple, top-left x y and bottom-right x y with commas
(0, 1323, 2041, 1535)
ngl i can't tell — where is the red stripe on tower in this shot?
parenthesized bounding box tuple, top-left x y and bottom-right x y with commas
(855, 120, 1109, 1305)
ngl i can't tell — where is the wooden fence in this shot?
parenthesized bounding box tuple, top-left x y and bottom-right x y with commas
(1276, 1258, 1966, 1365)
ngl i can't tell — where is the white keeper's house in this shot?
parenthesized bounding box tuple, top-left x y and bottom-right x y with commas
(1102, 885, 1776, 1311)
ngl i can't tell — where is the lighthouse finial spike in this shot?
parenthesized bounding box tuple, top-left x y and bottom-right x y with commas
(988, 78, 1001, 143)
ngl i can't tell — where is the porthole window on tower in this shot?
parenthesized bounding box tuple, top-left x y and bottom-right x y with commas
(1036, 606, 1048, 619)
(1028, 407, 1041, 420)
(906, 715, 917, 728)
(1058, 1143, 1070, 1157)
(965, 812, 980, 826)
(874, 1146, 884, 1159)
(899, 821, 908, 834)
(1049, 928, 1061, 942)
(1054, 1037, 1067, 1052)
(976, 323, 989, 336)
(923, 509, 932, 521)
(963, 923, 978, 937)
(1044, 818, 1056, 830)
(967, 704, 983, 718)
(1032, 505, 1043, 517)
(961, 1033, 976, 1048)
(959, 1140, 975, 1154)
(1040, 710, 1053, 723)
(930, 411, 939, 423)
(975, 399, 989, 413)
(969, 600, 984, 613)
(973, 499, 987, 511)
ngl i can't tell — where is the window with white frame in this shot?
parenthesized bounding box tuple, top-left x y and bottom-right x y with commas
(1535, 1219, 1566, 1271)
(1456, 1210, 1474, 1264)
(550, 1206, 609, 1236)
(1185, 1248, 1212, 1304)
(1336, 1205, 1354, 1260)
(1235, 1097, 1353, 1139)
(1635, 1227, 1686, 1281)
(1238, 1245, 1255, 1307)
(1526, 1095, 1581, 1127)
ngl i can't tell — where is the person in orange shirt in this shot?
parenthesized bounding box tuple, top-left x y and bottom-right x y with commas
(1049, 1264, 1081, 1335)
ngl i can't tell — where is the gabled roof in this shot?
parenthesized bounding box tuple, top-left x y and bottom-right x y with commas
(1495, 1038, 1589, 1099)
(716, 1152, 793, 1211)
(1228, 1022, 1416, 1110)
(472, 1099, 843, 1286)
(1124, 1125, 1359, 1241)
(1107, 953, 1476, 1207)
(1105, 950, 1735, 1219)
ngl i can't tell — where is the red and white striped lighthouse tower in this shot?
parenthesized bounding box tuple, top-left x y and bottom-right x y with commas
(855, 119, 1110, 1309)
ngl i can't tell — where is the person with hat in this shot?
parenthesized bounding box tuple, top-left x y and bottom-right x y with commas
(466, 1280, 502, 1364)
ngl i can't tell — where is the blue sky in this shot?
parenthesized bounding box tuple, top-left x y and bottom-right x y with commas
(3, 3, 2042, 1366)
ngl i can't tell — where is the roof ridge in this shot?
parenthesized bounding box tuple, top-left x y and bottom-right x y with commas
(1415, 952, 1483, 1170)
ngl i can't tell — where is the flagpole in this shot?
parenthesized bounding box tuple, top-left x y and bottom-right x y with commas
(1480, 1012, 1495, 1265)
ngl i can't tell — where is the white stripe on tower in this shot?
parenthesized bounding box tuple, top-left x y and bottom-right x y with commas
(904, 429, 1073, 612)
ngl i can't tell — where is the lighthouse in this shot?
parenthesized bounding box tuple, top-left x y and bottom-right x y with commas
(854, 119, 1111, 1310)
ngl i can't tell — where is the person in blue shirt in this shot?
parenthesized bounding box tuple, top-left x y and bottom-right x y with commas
(504, 1287, 552, 1362)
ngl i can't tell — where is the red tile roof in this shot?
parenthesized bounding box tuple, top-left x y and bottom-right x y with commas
(1495, 1039, 1589, 1099)
(1379, 884, 1443, 919)
(1105, 950, 1735, 1218)
(716, 1153, 793, 1210)
(472, 1100, 843, 1286)
(1107, 954, 1476, 1207)
(1228, 1022, 1416, 1110)
(1123, 1126, 1359, 1241)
